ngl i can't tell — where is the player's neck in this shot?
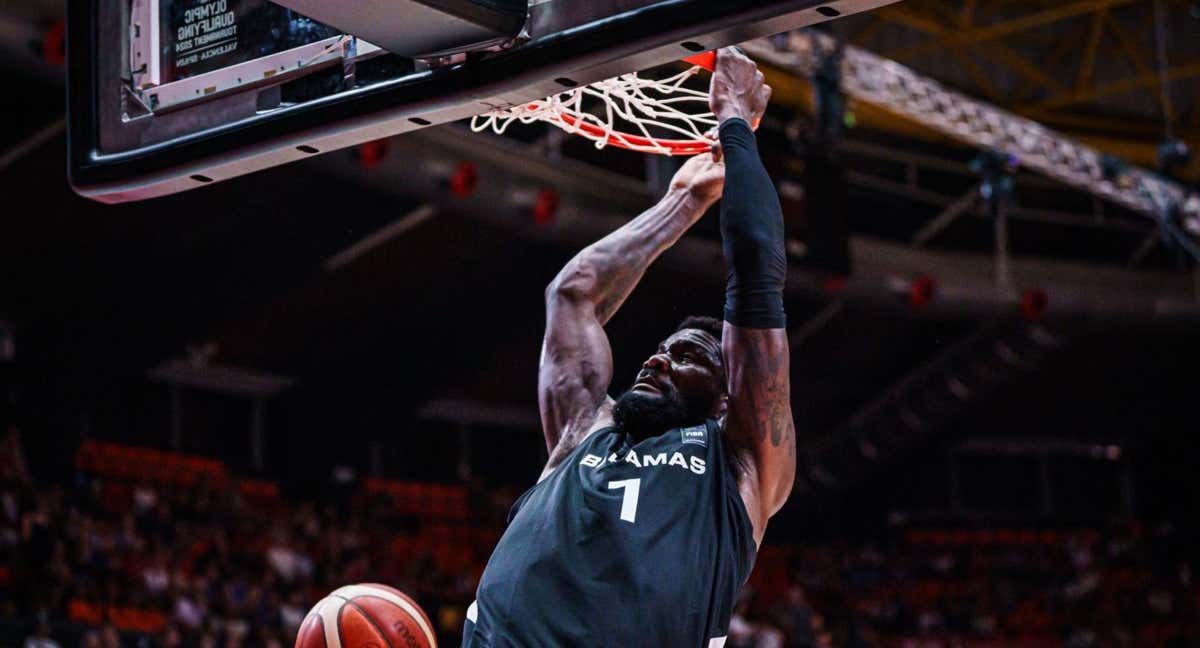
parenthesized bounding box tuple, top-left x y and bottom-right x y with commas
(617, 425, 664, 443)
(615, 419, 703, 442)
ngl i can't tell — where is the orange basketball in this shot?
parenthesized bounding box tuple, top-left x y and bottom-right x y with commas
(294, 583, 437, 648)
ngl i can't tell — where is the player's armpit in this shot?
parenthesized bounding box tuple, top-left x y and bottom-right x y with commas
(540, 398, 613, 483)
(722, 322, 796, 543)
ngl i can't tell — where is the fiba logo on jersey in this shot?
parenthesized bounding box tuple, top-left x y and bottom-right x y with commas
(681, 425, 707, 447)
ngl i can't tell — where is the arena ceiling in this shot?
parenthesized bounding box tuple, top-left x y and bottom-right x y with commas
(830, 0, 1200, 179)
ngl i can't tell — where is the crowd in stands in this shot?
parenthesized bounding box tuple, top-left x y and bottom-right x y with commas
(1, 428, 1197, 648)
(1, 429, 502, 648)
(730, 523, 1197, 648)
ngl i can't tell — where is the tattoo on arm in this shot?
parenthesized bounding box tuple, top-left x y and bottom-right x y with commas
(739, 332, 792, 448)
(579, 241, 643, 325)
(724, 325, 796, 525)
(576, 190, 710, 325)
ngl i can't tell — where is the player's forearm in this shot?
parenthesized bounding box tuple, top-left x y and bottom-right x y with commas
(548, 187, 710, 323)
(720, 118, 786, 328)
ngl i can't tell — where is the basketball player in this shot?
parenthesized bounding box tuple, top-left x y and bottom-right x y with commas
(464, 47, 793, 648)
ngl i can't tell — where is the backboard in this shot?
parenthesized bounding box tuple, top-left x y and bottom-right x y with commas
(67, 0, 899, 203)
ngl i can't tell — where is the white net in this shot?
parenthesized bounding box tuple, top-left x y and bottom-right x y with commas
(470, 66, 716, 155)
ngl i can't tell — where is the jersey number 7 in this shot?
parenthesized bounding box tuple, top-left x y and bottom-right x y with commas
(607, 479, 641, 523)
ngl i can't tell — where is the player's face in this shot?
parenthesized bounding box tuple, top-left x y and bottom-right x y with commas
(630, 328, 726, 419)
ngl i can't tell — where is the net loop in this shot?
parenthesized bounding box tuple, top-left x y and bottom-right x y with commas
(470, 65, 717, 156)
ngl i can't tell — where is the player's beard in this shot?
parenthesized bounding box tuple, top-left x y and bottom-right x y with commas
(612, 385, 706, 441)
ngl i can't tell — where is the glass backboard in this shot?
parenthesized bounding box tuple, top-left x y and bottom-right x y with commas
(67, 0, 898, 203)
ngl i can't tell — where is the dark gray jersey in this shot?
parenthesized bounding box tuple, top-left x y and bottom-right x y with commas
(463, 419, 757, 648)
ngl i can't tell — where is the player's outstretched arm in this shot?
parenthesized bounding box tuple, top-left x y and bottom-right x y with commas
(709, 47, 796, 545)
(538, 154, 725, 479)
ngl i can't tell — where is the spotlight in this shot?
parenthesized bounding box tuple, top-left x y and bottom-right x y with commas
(448, 162, 479, 199)
(1020, 288, 1048, 321)
(1157, 139, 1192, 175)
(532, 189, 559, 226)
(42, 21, 65, 66)
(357, 139, 390, 170)
(908, 275, 936, 310)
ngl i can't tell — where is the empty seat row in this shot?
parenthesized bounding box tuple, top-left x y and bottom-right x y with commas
(76, 440, 228, 488)
(364, 478, 469, 519)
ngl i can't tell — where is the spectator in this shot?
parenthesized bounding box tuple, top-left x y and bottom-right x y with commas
(172, 584, 205, 630)
(277, 591, 306, 637)
(772, 585, 816, 648)
(24, 622, 60, 648)
(78, 630, 100, 648)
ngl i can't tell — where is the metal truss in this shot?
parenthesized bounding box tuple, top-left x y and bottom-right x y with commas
(742, 31, 1200, 237)
(791, 321, 1064, 499)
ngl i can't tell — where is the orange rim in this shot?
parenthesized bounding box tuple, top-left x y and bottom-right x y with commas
(553, 113, 712, 156)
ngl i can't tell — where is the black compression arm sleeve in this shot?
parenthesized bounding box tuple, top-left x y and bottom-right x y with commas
(719, 118, 787, 329)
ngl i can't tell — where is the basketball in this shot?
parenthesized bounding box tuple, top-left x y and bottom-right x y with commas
(294, 584, 437, 648)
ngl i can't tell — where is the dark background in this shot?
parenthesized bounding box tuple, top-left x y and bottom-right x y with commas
(2, 1, 1200, 646)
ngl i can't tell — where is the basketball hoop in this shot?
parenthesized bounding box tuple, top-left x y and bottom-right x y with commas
(470, 52, 719, 156)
